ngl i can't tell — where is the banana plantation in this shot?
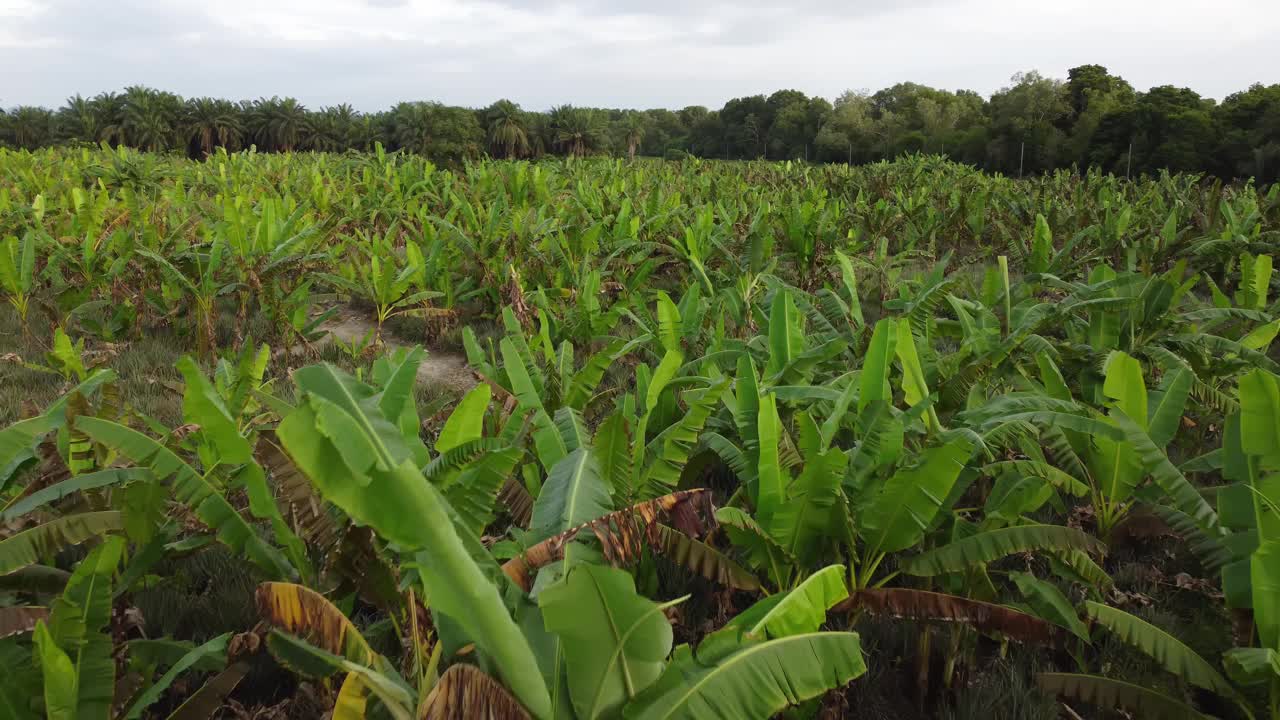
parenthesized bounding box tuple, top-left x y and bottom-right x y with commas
(3, 144, 1280, 719)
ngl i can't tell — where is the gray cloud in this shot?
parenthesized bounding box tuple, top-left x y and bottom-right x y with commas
(2, 0, 1277, 111)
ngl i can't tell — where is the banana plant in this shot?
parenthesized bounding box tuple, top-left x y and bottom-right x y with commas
(266, 354, 864, 720)
(216, 196, 326, 335)
(965, 349, 1209, 541)
(61, 354, 307, 582)
(0, 231, 38, 336)
(319, 226, 442, 344)
(1038, 601, 1255, 719)
(137, 234, 235, 359)
(1218, 368, 1280, 717)
(3, 537, 247, 720)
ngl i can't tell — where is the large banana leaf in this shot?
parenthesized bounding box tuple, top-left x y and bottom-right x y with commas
(434, 383, 490, 454)
(123, 633, 232, 720)
(981, 460, 1088, 497)
(724, 564, 847, 639)
(75, 417, 294, 580)
(858, 438, 972, 556)
(266, 632, 414, 720)
(277, 363, 551, 719)
(34, 621, 77, 720)
(902, 524, 1103, 576)
(420, 664, 531, 720)
(895, 319, 939, 433)
(1011, 572, 1090, 641)
(652, 524, 760, 591)
(1111, 411, 1220, 534)
(48, 536, 124, 720)
(1239, 368, 1280, 460)
(1085, 602, 1240, 703)
(256, 582, 377, 666)
(765, 289, 804, 379)
(444, 446, 522, 536)
(624, 631, 865, 720)
(371, 347, 426, 461)
(645, 349, 684, 413)
(0, 511, 123, 576)
(0, 370, 116, 490)
(767, 448, 846, 567)
(752, 389, 783, 525)
(1253, 541, 1280, 653)
(529, 448, 611, 547)
(1224, 647, 1280, 686)
(0, 415, 58, 492)
(558, 404, 591, 448)
(858, 319, 896, 413)
(1036, 673, 1209, 719)
(500, 338, 565, 470)
(1147, 368, 1192, 448)
(1103, 351, 1148, 429)
(177, 356, 252, 463)
(640, 378, 727, 499)
(540, 564, 675, 719)
(655, 290, 681, 354)
(165, 663, 249, 720)
(1, 468, 149, 522)
(845, 587, 1062, 645)
(594, 413, 632, 493)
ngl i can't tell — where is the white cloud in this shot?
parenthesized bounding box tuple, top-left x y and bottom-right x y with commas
(1, 0, 1277, 110)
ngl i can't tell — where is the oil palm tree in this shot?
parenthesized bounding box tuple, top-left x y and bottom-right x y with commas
(184, 97, 244, 156)
(348, 112, 386, 152)
(248, 97, 310, 152)
(549, 104, 602, 157)
(92, 91, 126, 145)
(390, 101, 435, 155)
(486, 99, 529, 158)
(5, 106, 54, 149)
(306, 104, 360, 152)
(623, 110, 646, 160)
(56, 94, 99, 143)
(121, 86, 181, 152)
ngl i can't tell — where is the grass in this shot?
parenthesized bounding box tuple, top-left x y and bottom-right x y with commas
(0, 298, 470, 429)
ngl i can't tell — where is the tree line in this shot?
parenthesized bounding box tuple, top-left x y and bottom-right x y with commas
(2, 65, 1277, 182)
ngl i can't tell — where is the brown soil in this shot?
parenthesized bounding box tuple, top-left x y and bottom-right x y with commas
(313, 306, 476, 393)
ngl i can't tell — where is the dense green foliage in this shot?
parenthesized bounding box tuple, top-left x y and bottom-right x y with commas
(2, 147, 1280, 718)
(3, 65, 1279, 181)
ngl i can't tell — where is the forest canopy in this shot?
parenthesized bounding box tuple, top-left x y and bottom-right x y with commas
(3, 65, 1278, 182)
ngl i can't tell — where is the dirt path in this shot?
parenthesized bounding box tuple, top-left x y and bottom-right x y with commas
(314, 307, 476, 394)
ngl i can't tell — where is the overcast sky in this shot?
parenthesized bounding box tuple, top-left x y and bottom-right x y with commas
(2, 0, 1277, 111)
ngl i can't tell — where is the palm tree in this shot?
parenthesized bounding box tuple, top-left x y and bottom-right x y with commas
(7, 106, 55, 149)
(121, 87, 181, 152)
(391, 101, 434, 155)
(307, 104, 361, 152)
(349, 113, 386, 153)
(248, 97, 310, 152)
(57, 94, 99, 143)
(184, 97, 244, 156)
(623, 111, 647, 160)
(92, 92, 127, 146)
(486, 100, 529, 158)
(549, 104, 601, 157)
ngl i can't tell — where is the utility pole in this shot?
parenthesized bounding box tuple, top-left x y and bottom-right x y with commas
(1126, 140, 1133, 179)
(1018, 141, 1025, 179)
(848, 139, 852, 166)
